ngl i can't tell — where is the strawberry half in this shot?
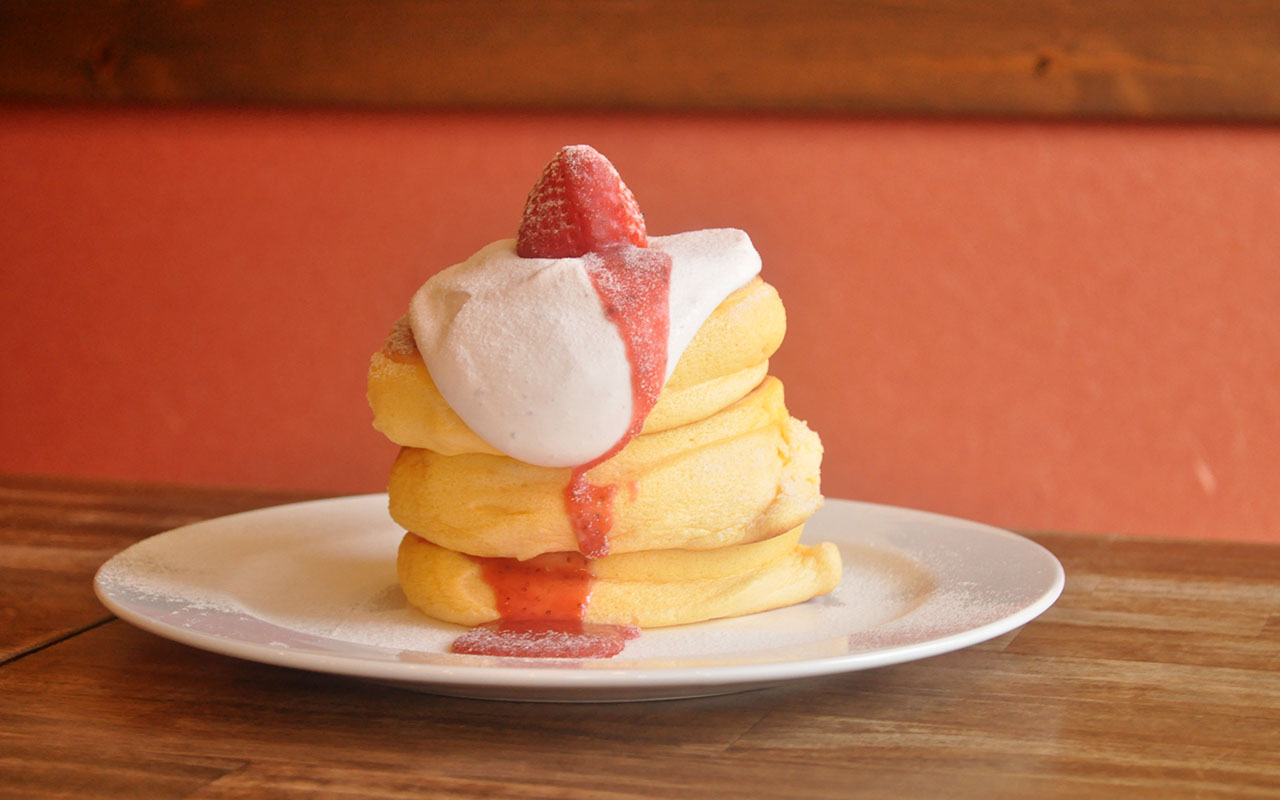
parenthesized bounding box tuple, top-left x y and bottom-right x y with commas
(516, 145, 647, 258)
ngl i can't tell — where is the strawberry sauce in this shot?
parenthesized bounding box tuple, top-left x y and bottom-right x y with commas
(450, 550, 639, 658)
(456, 145, 670, 658)
(451, 619, 640, 659)
(453, 246, 670, 659)
(565, 244, 672, 558)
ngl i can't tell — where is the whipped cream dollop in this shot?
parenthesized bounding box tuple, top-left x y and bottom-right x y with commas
(408, 228, 762, 467)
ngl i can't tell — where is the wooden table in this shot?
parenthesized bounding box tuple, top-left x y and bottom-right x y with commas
(2, 474, 1277, 799)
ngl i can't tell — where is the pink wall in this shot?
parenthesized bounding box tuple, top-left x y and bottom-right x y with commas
(2, 107, 1276, 541)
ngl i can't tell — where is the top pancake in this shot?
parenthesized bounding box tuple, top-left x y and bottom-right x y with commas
(368, 277, 786, 456)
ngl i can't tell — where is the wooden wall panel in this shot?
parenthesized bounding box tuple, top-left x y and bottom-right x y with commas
(2, 1, 1280, 120)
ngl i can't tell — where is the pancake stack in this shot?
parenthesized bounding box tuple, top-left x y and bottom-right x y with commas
(367, 146, 840, 648)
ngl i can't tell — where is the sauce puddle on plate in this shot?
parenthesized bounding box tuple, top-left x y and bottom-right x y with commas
(453, 550, 639, 658)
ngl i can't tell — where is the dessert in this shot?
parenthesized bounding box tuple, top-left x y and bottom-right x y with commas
(369, 145, 840, 657)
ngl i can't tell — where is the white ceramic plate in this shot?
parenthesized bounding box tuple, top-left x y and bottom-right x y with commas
(94, 495, 1063, 702)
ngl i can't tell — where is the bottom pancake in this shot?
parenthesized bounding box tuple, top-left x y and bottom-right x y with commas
(397, 527, 843, 629)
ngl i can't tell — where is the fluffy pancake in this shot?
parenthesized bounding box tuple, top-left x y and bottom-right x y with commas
(388, 376, 823, 560)
(368, 277, 785, 456)
(397, 526, 842, 628)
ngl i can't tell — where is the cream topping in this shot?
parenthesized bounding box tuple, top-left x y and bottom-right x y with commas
(408, 228, 761, 467)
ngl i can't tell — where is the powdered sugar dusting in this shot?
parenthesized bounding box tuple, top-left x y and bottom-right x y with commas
(96, 497, 1061, 672)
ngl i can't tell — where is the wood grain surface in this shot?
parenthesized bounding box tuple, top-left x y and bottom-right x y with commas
(1, 475, 1277, 799)
(3, 1, 1280, 120)
(0, 474, 321, 663)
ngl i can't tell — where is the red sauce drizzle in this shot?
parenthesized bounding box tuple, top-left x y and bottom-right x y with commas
(480, 551, 594, 621)
(455, 244, 670, 658)
(452, 619, 640, 659)
(564, 244, 672, 558)
(450, 550, 639, 658)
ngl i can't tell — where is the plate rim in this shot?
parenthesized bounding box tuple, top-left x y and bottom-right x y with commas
(94, 495, 1065, 693)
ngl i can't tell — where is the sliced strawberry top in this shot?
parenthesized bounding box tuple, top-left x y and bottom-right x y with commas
(516, 145, 647, 258)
